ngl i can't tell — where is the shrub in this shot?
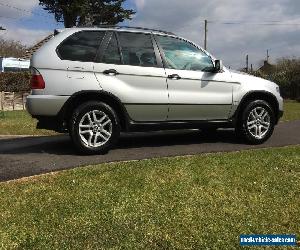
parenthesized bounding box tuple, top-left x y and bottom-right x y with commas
(252, 58, 300, 100)
(0, 72, 31, 92)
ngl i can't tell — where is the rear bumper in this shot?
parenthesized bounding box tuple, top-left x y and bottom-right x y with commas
(26, 95, 69, 116)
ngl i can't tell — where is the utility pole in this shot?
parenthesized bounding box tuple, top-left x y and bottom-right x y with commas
(204, 20, 208, 50)
(246, 55, 249, 73)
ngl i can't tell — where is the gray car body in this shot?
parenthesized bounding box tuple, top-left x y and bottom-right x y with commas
(26, 27, 283, 130)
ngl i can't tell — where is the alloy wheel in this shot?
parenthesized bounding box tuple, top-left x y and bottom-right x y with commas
(78, 110, 112, 148)
(246, 107, 271, 139)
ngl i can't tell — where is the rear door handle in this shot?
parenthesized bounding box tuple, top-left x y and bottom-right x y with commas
(103, 69, 119, 76)
(168, 74, 181, 80)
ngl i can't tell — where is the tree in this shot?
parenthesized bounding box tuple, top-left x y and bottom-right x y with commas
(39, 0, 135, 28)
(0, 38, 27, 58)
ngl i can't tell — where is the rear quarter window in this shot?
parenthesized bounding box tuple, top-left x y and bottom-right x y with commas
(57, 31, 105, 62)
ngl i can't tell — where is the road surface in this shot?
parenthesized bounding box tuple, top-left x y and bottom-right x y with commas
(0, 120, 299, 182)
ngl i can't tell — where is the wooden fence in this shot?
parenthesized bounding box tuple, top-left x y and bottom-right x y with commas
(0, 91, 30, 111)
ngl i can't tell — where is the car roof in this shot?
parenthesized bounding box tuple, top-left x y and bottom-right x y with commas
(55, 26, 176, 37)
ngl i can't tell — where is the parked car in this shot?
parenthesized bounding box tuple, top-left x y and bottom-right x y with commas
(0, 57, 30, 72)
(26, 26, 283, 154)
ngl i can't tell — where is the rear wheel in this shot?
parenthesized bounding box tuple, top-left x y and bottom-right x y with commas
(236, 100, 275, 144)
(69, 101, 120, 154)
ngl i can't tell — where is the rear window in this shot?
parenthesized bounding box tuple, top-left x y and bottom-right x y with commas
(57, 31, 105, 62)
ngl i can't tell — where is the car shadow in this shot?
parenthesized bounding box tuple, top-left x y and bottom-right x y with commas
(0, 129, 242, 155)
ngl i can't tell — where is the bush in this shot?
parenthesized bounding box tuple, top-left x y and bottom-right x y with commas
(252, 58, 300, 100)
(0, 72, 31, 92)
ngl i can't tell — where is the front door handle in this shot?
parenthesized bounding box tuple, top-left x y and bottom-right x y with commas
(103, 69, 119, 76)
(168, 74, 181, 80)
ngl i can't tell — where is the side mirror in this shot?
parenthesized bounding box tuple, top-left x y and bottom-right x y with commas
(214, 60, 223, 72)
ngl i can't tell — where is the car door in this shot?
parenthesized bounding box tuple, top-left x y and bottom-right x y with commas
(155, 35, 234, 121)
(93, 31, 168, 122)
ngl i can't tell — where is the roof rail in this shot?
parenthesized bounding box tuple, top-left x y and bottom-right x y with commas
(78, 25, 176, 35)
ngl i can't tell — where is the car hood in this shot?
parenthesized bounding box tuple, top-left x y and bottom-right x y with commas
(229, 69, 276, 86)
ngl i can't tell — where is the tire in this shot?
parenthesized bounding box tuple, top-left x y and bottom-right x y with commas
(235, 100, 275, 144)
(69, 101, 120, 154)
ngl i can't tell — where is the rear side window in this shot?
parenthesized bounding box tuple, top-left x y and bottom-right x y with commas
(118, 32, 157, 67)
(102, 33, 121, 64)
(57, 31, 105, 62)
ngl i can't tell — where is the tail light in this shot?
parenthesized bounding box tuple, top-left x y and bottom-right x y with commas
(30, 67, 45, 89)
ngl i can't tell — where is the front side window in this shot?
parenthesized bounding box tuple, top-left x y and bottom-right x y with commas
(57, 31, 105, 62)
(156, 35, 214, 72)
(118, 32, 157, 67)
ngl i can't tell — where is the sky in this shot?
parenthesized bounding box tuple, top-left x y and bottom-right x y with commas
(0, 0, 299, 69)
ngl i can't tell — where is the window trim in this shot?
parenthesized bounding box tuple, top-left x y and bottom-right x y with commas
(153, 34, 215, 72)
(56, 30, 107, 62)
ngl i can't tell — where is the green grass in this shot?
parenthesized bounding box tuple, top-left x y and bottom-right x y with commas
(0, 146, 299, 249)
(282, 100, 300, 122)
(0, 100, 299, 135)
(0, 110, 55, 136)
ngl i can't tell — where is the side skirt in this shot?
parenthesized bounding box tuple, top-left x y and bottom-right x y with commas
(127, 120, 235, 132)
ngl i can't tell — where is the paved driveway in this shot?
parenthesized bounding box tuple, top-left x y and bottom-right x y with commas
(0, 120, 300, 182)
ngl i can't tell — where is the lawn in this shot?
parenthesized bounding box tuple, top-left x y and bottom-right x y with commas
(0, 110, 55, 136)
(0, 100, 299, 136)
(282, 100, 300, 122)
(0, 146, 299, 249)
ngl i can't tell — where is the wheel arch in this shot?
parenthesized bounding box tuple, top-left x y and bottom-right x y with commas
(59, 90, 130, 131)
(233, 91, 280, 124)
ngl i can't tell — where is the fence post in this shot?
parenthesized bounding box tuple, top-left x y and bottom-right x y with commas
(1, 91, 3, 111)
(22, 93, 25, 110)
(12, 92, 15, 111)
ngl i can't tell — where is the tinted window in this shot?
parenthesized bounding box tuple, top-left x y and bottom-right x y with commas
(118, 32, 157, 67)
(102, 33, 121, 64)
(58, 31, 105, 62)
(156, 36, 214, 71)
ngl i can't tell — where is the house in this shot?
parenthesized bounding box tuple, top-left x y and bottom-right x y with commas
(258, 60, 276, 74)
(21, 34, 53, 60)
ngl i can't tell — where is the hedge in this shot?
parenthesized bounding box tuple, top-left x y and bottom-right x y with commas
(0, 72, 31, 92)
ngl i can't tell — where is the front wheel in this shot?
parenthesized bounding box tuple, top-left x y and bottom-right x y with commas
(69, 101, 120, 154)
(236, 100, 275, 144)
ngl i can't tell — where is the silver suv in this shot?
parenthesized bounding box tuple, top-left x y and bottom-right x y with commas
(27, 26, 284, 154)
